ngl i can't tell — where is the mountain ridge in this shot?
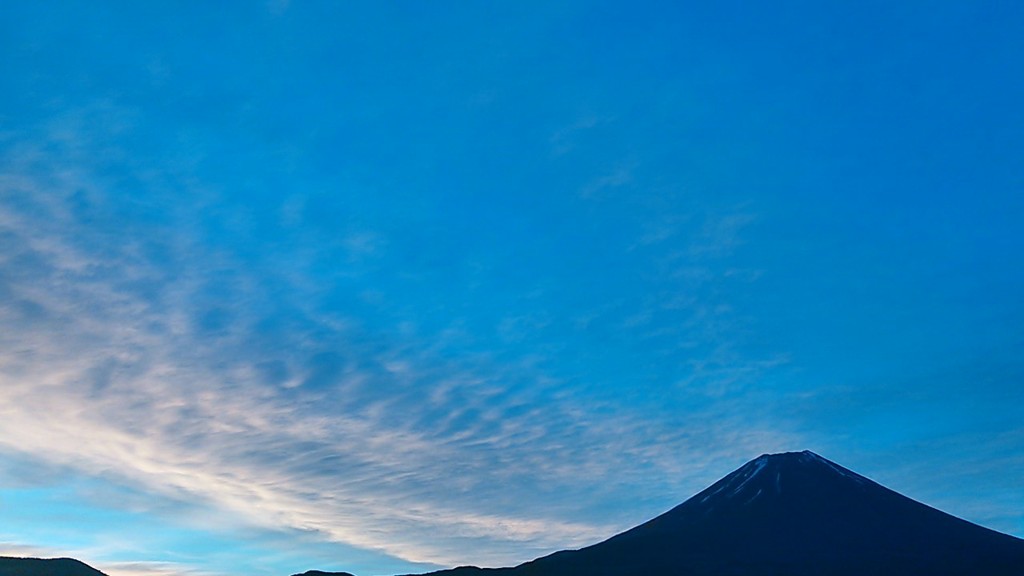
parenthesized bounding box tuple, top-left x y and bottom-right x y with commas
(393, 450, 1024, 576)
(0, 556, 108, 576)
(5, 452, 1023, 576)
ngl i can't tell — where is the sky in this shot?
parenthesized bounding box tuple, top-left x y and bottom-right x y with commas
(1, 2, 1022, 575)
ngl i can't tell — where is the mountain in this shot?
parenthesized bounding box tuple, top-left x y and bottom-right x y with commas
(0, 557, 107, 576)
(391, 451, 1024, 576)
(7, 452, 1023, 576)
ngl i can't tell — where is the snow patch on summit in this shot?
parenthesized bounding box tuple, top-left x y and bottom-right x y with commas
(731, 456, 769, 496)
(799, 451, 866, 485)
(697, 451, 867, 510)
(744, 488, 764, 505)
(700, 455, 770, 504)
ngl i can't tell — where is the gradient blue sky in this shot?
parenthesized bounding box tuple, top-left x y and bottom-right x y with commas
(1, 2, 1023, 576)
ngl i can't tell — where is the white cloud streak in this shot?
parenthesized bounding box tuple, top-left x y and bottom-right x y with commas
(0, 109, 797, 572)
(0, 541, 214, 576)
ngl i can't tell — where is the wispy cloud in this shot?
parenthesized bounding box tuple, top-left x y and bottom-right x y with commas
(0, 108, 797, 572)
(99, 561, 218, 576)
(578, 161, 636, 199)
(548, 116, 607, 157)
(0, 541, 213, 576)
(0, 542, 62, 559)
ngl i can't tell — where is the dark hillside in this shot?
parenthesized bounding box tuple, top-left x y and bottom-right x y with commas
(0, 557, 107, 576)
(402, 451, 1024, 576)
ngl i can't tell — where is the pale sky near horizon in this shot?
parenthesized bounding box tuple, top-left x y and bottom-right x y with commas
(1, 2, 1023, 576)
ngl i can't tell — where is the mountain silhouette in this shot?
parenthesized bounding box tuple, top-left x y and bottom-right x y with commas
(392, 450, 1024, 576)
(0, 557, 108, 576)
(6, 452, 1023, 576)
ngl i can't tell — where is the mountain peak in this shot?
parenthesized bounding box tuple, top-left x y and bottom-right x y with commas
(753, 449, 859, 469)
(687, 450, 868, 510)
(494, 450, 1024, 576)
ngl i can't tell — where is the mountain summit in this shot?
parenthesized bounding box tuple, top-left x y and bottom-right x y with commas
(398, 451, 1024, 576)
(7, 452, 1023, 576)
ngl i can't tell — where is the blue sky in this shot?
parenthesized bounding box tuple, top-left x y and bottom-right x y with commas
(1, 2, 1022, 575)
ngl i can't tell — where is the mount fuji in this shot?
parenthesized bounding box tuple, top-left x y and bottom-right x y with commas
(377, 450, 1024, 576)
(5, 451, 1023, 576)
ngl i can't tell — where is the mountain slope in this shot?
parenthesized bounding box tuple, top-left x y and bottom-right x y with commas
(0, 557, 108, 576)
(401, 451, 1024, 576)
